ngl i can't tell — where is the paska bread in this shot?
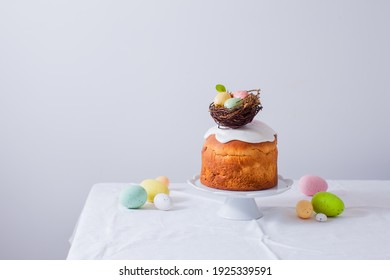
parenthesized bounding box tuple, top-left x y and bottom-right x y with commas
(200, 120, 278, 191)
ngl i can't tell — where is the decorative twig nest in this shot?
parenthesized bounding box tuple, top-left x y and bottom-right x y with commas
(209, 89, 262, 129)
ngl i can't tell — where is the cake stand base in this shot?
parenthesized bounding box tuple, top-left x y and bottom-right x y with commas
(187, 175, 293, 221)
(218, 197, 262, 220)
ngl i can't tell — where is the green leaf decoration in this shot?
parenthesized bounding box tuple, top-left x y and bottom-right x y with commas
(215, 84, 226, 92)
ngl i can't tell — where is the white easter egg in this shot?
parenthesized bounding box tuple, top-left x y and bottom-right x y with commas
(316, 213, 328, 222)
(154, 193, 172, 211)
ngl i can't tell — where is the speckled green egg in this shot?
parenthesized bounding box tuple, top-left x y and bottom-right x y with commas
(119, 185, 147, 209)
(311, 192, 344, 217)
(224, 97, 242, 109)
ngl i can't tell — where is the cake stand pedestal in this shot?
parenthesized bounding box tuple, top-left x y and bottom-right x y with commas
(187, 175, 293, 220)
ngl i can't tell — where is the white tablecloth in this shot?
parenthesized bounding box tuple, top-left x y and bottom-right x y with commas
(67, 180, 390, 260)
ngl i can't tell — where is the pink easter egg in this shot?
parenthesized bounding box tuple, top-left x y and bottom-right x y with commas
(232, 90, 249, 99)
(299, 175, 328, 196)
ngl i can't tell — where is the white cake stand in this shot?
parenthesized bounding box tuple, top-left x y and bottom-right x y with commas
(187, 175, 293, 220)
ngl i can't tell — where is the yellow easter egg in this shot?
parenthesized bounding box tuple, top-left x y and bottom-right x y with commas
(140, 179, 170, 203)
(213, 92, 231, 106)
(155, 176, 170, 187)
(296, 200, 313, 219)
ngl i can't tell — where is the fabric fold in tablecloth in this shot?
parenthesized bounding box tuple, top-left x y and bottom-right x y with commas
(67, 183, 279, 259)
(67, 180, 390, 260)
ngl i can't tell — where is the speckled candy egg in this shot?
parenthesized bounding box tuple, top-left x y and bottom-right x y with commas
(232, 90, 249, 99)
(224, 97, 242, 109)
(155, 176, 170, 187)
(119, 185, 147, 209)
(316, 213, 328, 222)
(299, 175, 328, 196)
(296, 200, 313, 219)
(140, 179, 170, 203)
(311, 192, 344, 217)
(154, 193, 172, 211)
(213, 92, 231, 106)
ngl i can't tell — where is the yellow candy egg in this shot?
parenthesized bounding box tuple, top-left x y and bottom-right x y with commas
(155, 176, 170, 187)
(140, 179, 170, 203)
(213, 92, 231, 106)
(296, 200, 313, 219)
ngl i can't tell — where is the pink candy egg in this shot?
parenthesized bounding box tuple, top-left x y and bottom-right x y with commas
(232, 90, 249, 99)
(299, 175, 328, 196)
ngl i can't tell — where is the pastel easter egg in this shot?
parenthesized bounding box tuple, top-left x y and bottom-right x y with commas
(213, 92, 231, 106)
(154, 193, 172, 211)
(140, 179, 170, 203)
(119, 185, 147, 209)
(299, 175, 328, 196)
(316, 213, 328, 222)
(155, 176, 170, 187)
(224, 97, 242, 109)
(311, 192, 344, 217)
(296, 200, 313, 219)
(232, 90, 249, 99)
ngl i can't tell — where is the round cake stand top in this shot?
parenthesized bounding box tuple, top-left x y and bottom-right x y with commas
(187, 175, 293, 220)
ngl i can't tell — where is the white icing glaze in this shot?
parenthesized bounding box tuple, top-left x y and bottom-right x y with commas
(204, 120, 276, 144)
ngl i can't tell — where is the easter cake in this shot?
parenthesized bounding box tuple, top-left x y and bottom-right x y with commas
(200, 84, 278, 191)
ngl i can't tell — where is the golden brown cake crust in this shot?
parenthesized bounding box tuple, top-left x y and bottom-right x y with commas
(200, 134, 278, 191)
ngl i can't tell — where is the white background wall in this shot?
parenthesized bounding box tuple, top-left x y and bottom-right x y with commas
(1, 0, 389, 259)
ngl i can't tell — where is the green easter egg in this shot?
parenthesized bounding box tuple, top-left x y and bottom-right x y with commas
(224, 97, 242, 109)
(119, 185, 147, 209)
(311, 192, 344, 217)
